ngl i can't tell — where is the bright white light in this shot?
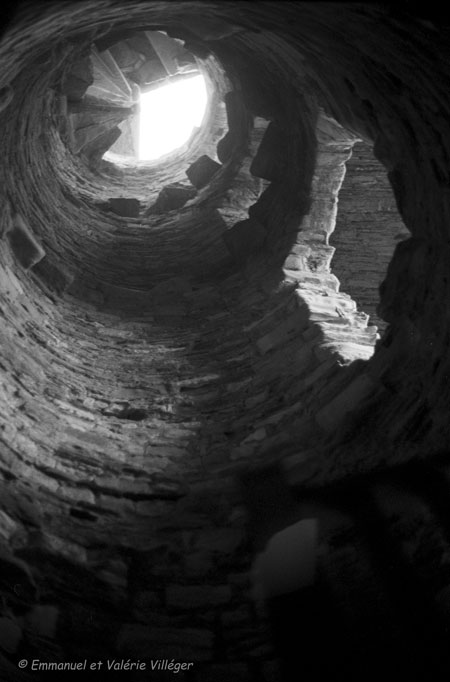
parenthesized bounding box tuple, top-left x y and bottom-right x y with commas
(138, 75, 207, 161)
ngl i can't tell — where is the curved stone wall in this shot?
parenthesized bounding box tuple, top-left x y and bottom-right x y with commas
(1, 2, 450, 680)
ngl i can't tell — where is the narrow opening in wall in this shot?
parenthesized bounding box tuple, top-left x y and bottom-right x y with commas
(330, 140, 410, 334)
(138, 74, 208, 160)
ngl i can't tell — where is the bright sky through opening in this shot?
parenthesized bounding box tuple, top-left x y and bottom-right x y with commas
(138, 74, 208, 161)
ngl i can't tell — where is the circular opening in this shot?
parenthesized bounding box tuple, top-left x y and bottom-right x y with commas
(87, 29, 215, 166)
(138, 73, 208, 160)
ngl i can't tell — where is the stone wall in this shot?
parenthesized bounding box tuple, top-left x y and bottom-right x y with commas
(1, 2, 450, 680)
(331, 140, 410, 333)
(242, 456, 450, 680)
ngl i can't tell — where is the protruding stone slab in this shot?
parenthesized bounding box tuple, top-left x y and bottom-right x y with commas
(146, 183, 197, 214)
(7, 214, 45, 270)
(250, 123, 286, 181)
(186, 155, 222, 189)
(61, 56, 94, 102)
(107, 197, 140, 217)
(32, 258, 74, 294)
(217, 91, 252, 163)
(81, 125, 122, 168)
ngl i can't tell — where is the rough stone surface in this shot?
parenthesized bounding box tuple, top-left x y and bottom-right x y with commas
(1, 3, 450, 680)
(6, 215, 46, 270)
(60, 54, 94, 102)
(107, 197, 141, 217)
(81, 125, 122, 168)
(250, 123, 286, 181)
(331, 141, 410, 332)
(146, 183, 197, 214)
(186, 155, 222, 189)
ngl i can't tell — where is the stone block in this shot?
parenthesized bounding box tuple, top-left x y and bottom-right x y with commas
(285, 271, 340, 292)
(217, 91, 252, 163)
(283, 252, 309, 271)
(318, 323, 377, 346)
(297, 291, 356, 315)
(186, 155, 222, 189)
(146, 183, 197, 214)
(7, 214, 45, 270)
(250, 123, 286, 181)
(61, 56, 94, 101)
(166, 584, 232, 609)
(82, 125, 122, 168)
(107, 197, 140, 217)
(314, 341, 374, 363)
(31, 257, 74, 294)
(306, 244, 336, 271)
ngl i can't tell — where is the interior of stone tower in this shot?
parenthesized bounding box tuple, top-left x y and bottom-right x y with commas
(1, 1, 450, 680)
